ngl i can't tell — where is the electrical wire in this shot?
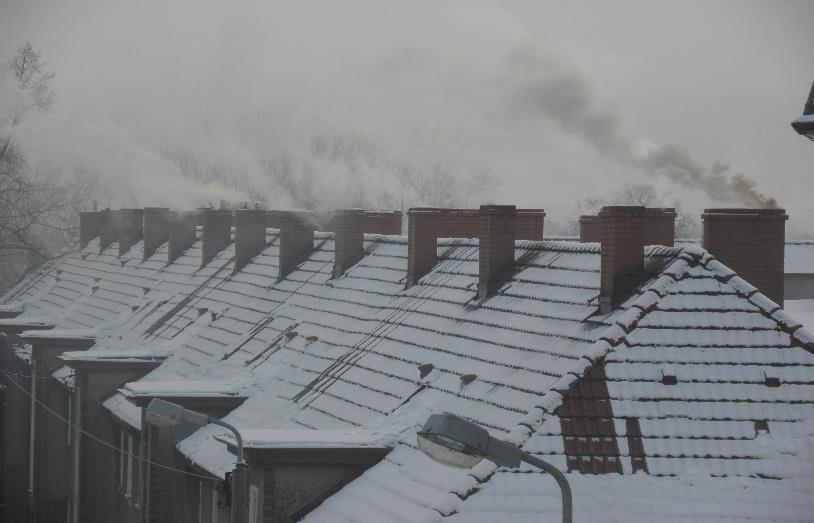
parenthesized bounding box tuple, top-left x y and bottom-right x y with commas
(0, 368, 220, 483)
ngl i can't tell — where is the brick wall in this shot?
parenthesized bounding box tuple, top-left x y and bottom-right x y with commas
(234, 209, 268, 273)
(478, 205, 517, 299)
(599, 206, 646, 313)
(79, 211, 103, 250)
(143, 208, 170, 261)
(333, 210, 365, 278)
(702, 208, 787, 304)
(118, 209, 144, 257)
(201, 209, 232, 268)
(168, 211, 198, 264)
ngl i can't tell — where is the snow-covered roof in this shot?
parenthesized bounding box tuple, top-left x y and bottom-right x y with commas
(216, 428, 401, 449)
(4, 224, 814, 522)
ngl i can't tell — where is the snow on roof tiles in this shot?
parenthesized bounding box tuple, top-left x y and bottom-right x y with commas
(5, 225, 814, 522)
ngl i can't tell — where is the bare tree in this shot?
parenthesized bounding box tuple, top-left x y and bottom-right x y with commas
(0, 44, 100, 294)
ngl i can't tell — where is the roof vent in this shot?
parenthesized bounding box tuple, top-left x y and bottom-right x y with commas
(754, 420, 770, 434)
(460, 373, 477, 385)
(285, 331, 298, 339)
(764, 369, 781, 387)
(661, 367, 677, 386)
(418, 363, 434, 378)
(305, 335, 318, 342)
(197, 307, 208, 317)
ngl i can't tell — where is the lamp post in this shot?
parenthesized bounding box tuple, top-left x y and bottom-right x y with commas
(417, 413, 572, 523)
(145, 399, 248, 523)
(791, 79, 814, 141)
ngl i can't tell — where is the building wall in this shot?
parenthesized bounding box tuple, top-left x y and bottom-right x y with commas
(0, 349, 32, 523)
(75, 367, 153, 523)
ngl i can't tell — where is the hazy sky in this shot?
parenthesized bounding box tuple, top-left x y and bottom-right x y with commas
(1, 0, 812, 232)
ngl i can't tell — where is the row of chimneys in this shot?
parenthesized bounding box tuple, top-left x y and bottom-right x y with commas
(79, 205, 787, 312)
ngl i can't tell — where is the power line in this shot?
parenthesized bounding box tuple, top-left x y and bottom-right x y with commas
(1, 368, 221, 483)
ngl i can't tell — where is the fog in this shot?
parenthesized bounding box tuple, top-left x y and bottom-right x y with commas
(1, 0, 812, 231)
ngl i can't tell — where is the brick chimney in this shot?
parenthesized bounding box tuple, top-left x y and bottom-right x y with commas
(407, 208, 479, 287)
(644, 208, 676, 246)
(201, 209, 233, 267)
(234, 209, 268, 273)
(277, 211, 316, 280)
(364, 211, 402, 235)
(702, 208, 787, 304)
(118, 208, 144, 257)
(515, 209, 546, 240)
(168, 211, 198, 264)
(79, 211, 103, 250)
(579, 215, 601, 242)
(143, 207, 170, 261)
(333, 209, 365, 278)
(406, 207, 545, 287)
(99, 209, 117, 253)
(599, 206, 646, 313)
(478, 205, 517, 299)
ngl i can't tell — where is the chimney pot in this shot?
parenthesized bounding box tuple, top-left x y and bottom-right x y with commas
(702, 208, 787, 304)
(234, 209, 268, 273)
(143, 207, 170, 261)
(201, 209, 233, 267)
(599, 206, 646, 313)
(478, 205, 517, 299)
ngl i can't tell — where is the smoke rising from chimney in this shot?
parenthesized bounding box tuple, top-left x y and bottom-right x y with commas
(503, 47, 778, 208)
(1, 0, 797, 216)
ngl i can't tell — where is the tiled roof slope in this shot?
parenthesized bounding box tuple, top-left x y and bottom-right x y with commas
(386, 245, 814, 522)
(6, 227, 814, 522)
(2, 238, 159, 330)
(160, 239, 677, 517)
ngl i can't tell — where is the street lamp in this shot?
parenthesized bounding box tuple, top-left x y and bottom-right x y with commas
(145, 399, 248, 523)
(417, 413, 572, 523)
(791, 80, 814, 141)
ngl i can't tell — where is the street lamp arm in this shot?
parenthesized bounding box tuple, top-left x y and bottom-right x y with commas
(520, 452, 573, 523)
(209, 417, 245, 464)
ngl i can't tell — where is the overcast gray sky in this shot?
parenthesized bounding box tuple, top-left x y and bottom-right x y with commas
(1, 0, 812, 233)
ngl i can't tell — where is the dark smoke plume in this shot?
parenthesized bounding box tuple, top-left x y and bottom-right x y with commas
(503, 46, 778, 208)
